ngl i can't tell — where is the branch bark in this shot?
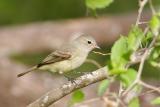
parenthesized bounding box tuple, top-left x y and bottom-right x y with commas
(27, 67, 108, 107)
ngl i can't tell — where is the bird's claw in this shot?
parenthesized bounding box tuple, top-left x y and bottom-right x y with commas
(64, 76, 76, 84)
(68, 77, 76, 84)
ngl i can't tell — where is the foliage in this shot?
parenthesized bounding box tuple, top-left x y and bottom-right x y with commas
(119, 69, 137, 88)
(128, 98, 140, 107)
(98, 80, 110, 96)
(111, 36, 129, 69)
(127, 26, 144, 51)
(151, 97, 160, 105)
(149, 15, 160, 35)
(148, 15, 160, 67)
(68, 90, 85, 107)
(85, 0, 113, 10)
(87, 0, 160, 105)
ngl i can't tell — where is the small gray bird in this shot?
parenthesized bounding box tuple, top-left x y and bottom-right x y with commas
(17, 34, 100, 78)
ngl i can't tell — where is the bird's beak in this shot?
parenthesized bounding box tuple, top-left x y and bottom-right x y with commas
(94, 44, 101, 49)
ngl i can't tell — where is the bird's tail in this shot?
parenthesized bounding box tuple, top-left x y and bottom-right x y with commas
(17, 66, 37, 78)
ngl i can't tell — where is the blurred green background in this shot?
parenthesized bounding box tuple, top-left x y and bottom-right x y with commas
(0, 0, 160, 26)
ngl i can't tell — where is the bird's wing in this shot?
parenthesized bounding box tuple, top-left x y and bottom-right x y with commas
(37, 50, 72, 67)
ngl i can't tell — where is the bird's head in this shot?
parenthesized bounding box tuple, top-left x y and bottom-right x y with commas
(74, 33, 100, 52)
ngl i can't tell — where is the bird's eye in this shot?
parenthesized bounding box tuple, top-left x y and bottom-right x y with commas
(87, 41, 92, 44)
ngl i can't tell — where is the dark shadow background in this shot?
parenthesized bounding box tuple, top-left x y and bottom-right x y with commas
(0, 0, 159, 26)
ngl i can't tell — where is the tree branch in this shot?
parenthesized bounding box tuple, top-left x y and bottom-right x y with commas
(27, 67, 108, 107)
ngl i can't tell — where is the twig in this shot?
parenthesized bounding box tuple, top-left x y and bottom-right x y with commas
(139, 86, 160, 96)
(116, 83, 123, 107)
(149, 0, 156, 15)
(27, 67, 109, 107)
(107, 93, 127, 107)
(138, 27, 159, 70)
(85, 59, 102, 68)
(136, 0, 148, 26)
(138, 21, 148, 25)
(139, 81, 160, 93)
(122, 81, 137, 96)
(73, 97, 100, 107)
(93, 51, 111, 56)
(102, 97, 118, 107)
(116, 98, 127, 107)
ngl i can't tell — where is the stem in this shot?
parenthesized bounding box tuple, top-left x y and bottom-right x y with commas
(73, 97, 100, 107)
(116, 83, 123, 107)
(149, 0, 156, 15)
(122, 81, 137, 96)
(139, 86, 160, 96)
(139, 81, 160, 93)
(136, 0, 148, 26)
(85, 59, 102, 68)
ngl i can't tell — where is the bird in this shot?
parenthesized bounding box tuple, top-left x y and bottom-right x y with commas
(17, 34, 100, 78)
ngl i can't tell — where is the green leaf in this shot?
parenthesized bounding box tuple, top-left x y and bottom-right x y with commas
(151, 47, 160, 60)
(85, 0, 113, 10)
(129, 97, 140, 107)
(68, 90, 85, 107)
(110, 69, 126, 75)
(149, 46, 160, 67)
(151, 97, 160, 105)
(150, 61, 160, 68)
(111, 36, 129, 69)
(149, 15, 160, 36)
(119, 69, 137, 88)
(98, 80, 109, 96)
(119, 69, 142, 96)
(142, 31, 152, 45)
(127, 26, 144, 51)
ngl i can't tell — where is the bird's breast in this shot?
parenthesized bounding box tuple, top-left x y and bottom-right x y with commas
(69, 54, 87, 69)
(40, 54, 87, 74)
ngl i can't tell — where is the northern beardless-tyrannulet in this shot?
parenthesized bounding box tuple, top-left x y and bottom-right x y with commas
(17, 34, 100, 78)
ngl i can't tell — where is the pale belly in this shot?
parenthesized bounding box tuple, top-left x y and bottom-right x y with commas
(39, 55, 87, 74)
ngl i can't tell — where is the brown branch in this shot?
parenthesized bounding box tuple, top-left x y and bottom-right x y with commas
(27, 67, 108, 107)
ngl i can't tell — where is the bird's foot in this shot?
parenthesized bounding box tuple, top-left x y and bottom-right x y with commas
(65, 76, 76, 84)
(69, 78, 76, 84)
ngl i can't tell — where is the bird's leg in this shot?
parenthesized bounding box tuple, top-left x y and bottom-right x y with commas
(80, 71, 93, 76)
(64, 74, 76, 84)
